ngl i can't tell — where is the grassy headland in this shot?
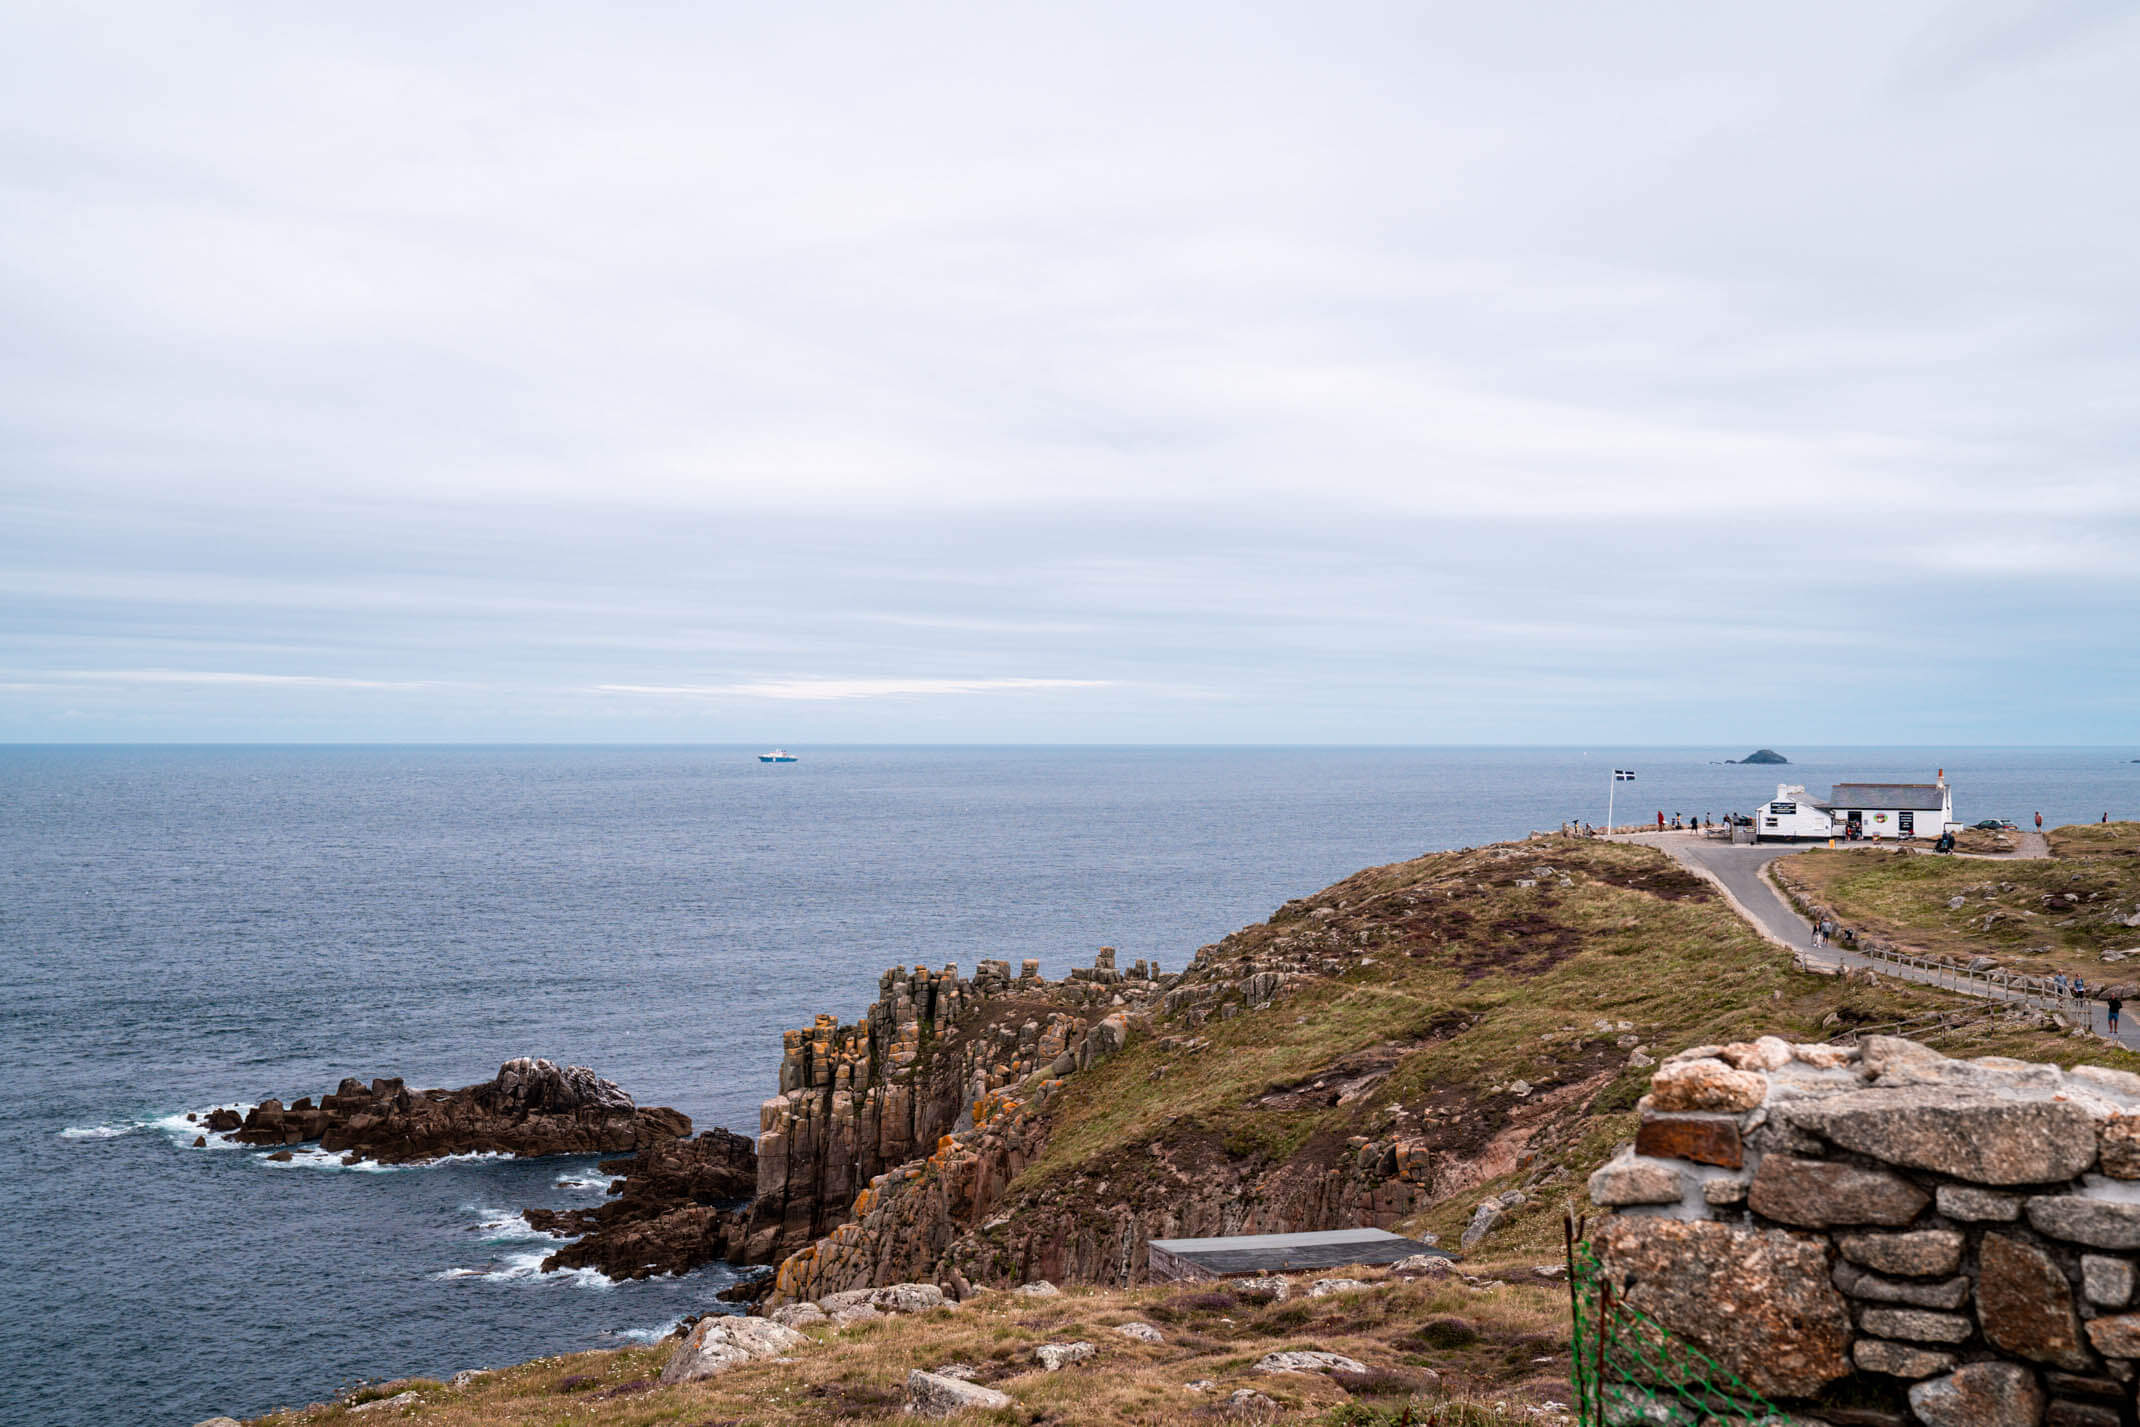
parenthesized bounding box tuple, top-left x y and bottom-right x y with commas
(238, 834, 2140, 1425)
(1775, 824, 2140, 985)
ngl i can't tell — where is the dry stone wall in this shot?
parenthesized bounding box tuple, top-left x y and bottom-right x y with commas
(1588, 1033, 2140, 1426)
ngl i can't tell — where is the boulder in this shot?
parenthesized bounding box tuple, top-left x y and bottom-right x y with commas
(1308, 1278, 1366, 1297)
(1388, 1255, 1449, 1277)
(1013, 1280, 1060, 1297)
(1235, 1275, 1292, 1299)
(1648, 1059, 1767, 1113)
(1976, 1232, 2091, 1369)
(1746, 1154, 1929, 1228)
(659, 1315, 809, 1383)
(1907, 1362, 2045, 1427)
(1222, 1388, 1279, 1416)
(1035, 1341, 1095, 1371)
(1596, 1217, 1852, 1397)
(1255, 1350, 1369, 1374)
(1115, 1322, 1164, 1343)
(820, 1282, 945, 1315)
(769, 1302, 828, 1329)
(1589, 1152, 1685, 1206)
(906, 1370, 1012, 1416)
(350, 1393, 419, 1414)
(2027, 1196, 2140, 1250)
(1461, 1199, 1505, 1248)
(1782, 1086, 2097, 1185)
(1717, 1036, 1794, 1071)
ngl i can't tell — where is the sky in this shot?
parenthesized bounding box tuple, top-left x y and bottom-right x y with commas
(2, 1, 2136, 744)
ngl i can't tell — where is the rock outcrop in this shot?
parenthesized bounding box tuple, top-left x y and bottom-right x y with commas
(744, 953, 1169, 1265)
(528, 1127, 757, 1279)
(227, 1059, 690, 1163)
(1588, 1034, 2140, 1425)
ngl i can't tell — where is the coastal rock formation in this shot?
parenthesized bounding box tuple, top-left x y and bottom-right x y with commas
(528, 1127, 757, 1279)
(1589, 1034, 2140, 1425)
(228, 1059, 690, 1163)
(744, 953, 1168, 1263)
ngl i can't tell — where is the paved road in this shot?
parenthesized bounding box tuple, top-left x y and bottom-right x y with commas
(1615, 831, 2140, 1051)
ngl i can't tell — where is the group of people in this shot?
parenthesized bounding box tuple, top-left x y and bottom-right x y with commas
(1656, 812, 1715, 831)
(2051, 973, 2128, 1035)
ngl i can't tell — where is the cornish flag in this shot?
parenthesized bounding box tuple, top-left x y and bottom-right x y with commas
(1614, 769, 1637, 780)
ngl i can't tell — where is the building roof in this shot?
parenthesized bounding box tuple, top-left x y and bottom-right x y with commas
(1829, 783, 1948, 811)
(1145, 1227, 1448, 1275)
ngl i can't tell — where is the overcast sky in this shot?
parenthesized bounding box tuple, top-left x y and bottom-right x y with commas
(2, 2, 2135, 743)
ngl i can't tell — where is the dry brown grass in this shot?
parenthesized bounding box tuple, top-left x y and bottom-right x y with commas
(251, 1266, 1577, 1426)
(2049, 821, 2140, 859)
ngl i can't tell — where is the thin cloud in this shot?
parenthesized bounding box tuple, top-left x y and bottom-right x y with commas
(596, 678, 1114, 701)
(33, 670, 437, 690)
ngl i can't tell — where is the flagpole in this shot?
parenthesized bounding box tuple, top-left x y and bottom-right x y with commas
(1607, 770, 1615, 835)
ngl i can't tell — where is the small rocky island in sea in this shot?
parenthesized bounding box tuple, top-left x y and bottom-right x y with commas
(1725, 748, 1788, 764)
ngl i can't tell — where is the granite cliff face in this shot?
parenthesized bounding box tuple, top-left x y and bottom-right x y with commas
(744, 952, 1166, 1265)
(220, 1058, 690, 1164)
(760, 933, 1443, 1303)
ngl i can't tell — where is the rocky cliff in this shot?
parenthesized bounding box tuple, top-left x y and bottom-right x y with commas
(220, 1058, 690, 1164)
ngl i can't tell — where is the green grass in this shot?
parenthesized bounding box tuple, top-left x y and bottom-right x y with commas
(1778, 830, 2140, 982)
(1010, 835, 2137, 1260)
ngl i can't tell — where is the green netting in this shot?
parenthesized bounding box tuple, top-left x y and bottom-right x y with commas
(1564, 1218, 1790, 1427)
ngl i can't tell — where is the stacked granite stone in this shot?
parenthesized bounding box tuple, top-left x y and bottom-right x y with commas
(1588, 1034, 2140, 1427)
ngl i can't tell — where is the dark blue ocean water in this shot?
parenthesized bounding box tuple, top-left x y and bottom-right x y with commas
(5, 745, 2136, 1426)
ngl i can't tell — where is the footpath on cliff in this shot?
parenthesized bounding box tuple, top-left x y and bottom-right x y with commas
(1628, 823, 2140, 1053)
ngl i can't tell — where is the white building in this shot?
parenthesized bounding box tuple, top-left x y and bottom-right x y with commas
(1754, 779, 1955, 842)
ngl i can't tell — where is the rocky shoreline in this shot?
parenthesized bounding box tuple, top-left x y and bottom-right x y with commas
(207, 1058, 691, 1164)
(524, 1127, 757, 1280)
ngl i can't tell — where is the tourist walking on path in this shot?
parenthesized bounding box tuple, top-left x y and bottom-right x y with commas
(2111, 995, 2124, 1034)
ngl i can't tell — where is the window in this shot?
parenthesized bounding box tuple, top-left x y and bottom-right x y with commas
(1769, 802, 1796, 816)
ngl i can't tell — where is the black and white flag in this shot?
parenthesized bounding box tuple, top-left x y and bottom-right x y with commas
(1614, 769, 1636, 780)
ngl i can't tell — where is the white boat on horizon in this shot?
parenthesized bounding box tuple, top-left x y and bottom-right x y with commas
(758, 749, 799, 763)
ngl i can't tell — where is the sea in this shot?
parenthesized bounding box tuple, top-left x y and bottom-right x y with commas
(6, 744, 2136, 1426)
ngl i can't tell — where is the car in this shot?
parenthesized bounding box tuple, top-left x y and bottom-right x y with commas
(1972, 819, 2007, 830)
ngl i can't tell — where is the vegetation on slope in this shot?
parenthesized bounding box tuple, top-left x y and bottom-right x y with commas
(242, 833, 2140, 1425)
(1777, 825, 2140, 984)
(999, 835, 2136, 1265)
(253, 1264, 1574, 1427)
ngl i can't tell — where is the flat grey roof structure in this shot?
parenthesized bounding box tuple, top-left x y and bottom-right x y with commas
(1145, 1227, 1450, 1280)
(1829, 783, 1948, 810)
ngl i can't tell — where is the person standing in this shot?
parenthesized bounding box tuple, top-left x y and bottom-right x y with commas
(1657, 811, 1665, 831)
(2036, 811, 2044, 830)
(2111, 994, 2124, 1034)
